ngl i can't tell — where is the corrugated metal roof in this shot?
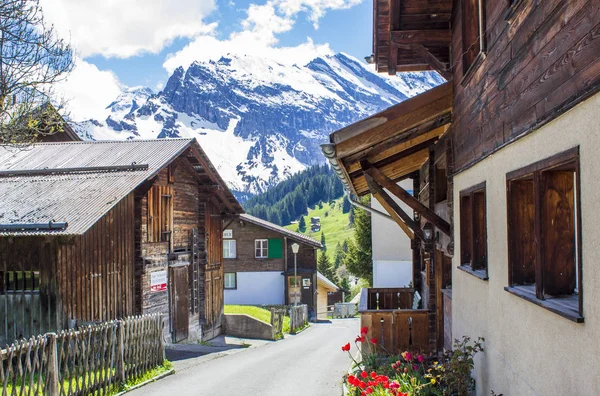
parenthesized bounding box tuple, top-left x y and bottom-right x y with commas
(239, 214, 322, 248)
(0, 139, 241, 236)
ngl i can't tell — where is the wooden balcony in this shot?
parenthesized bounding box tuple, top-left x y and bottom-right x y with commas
(358, 288, 431, 354)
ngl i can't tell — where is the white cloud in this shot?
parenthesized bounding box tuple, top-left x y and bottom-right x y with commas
(55, 59, 122, 120)
(39, 0, 218, 58)
(163, 0, 362, 72)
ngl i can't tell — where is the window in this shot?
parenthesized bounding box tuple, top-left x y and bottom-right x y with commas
(506, 148, 582, 322)
(255, 239, 268, 258)
(462, 0, 486, 78)
(147, 185, 174, 245)
(459, 182, 488, 280)
(223, 240, 237, 259)
(0, 271, 40, 294)
(224, 273, 236, 289)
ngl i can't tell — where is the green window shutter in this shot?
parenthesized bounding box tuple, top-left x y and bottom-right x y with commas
(268, 238, 283, 259)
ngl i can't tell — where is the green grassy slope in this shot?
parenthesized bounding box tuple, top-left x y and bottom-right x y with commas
(224, 305, 290, 333)
(284, 198, 354, 261)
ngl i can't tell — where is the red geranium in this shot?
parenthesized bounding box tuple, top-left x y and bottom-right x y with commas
(342, 343, 351, 352)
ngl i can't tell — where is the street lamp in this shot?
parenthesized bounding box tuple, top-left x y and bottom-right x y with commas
(423, 222, 434, 242)
(291, 243, 300, 306)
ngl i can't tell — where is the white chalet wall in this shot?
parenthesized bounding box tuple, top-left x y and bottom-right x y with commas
(224, 272, 285, 305)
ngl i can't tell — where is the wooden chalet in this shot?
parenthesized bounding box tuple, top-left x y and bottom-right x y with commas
(223, 214, 322, 320)
(0, 138, 243, 344)
(326, 0, 600, 394)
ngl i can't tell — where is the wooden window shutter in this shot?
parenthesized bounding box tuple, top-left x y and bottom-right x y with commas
(459, 194, 472, 266)
(541, 170, 576, 296)
(267, 238, 283, 259)
(472, 190, 487, 270)
(508, 178, 536, 286)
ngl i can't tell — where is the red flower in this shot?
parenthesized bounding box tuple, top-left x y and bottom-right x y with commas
(361, 392, 366, 396)
(413, 365, 419, 371)
(365, 388, 373, 394)
(360, 326, 369, 335)
(370, 337, 377, 344)
(342, 343, 350, 352)
(389, 382, 400, 390)
(348, 375, 357, 386)
(417, 355, 424, 363)
(370, 371, 377, 379)
(401, 351, 412, 361)
(360, 371, 368, 379)
(355, 336, 365, 343)
(358, 381, 367, 389)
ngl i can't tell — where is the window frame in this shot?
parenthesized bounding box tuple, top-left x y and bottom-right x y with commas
(255, 239, 268, 259)
(504, 147, 583, 322)
(147, 185, 174, 247)
(0, 271, 40, 294)
(223, 239, 237, 259)
(224, 272, 237, 290)
(458, 181, 488, 281)
(461, 0, 486, 84)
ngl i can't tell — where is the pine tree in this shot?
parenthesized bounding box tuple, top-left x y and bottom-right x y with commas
(298, 216, 306, 233)
(342, 195, 352, 213)
(342, 239, 349, 253)
(348, 206, 355, 225)
(317, 252, 336, 283)
(340, 278, 351, 300)
(345, 195, 373, 284)
(320, 232, 327, 251)
(333, 242, 345, 269)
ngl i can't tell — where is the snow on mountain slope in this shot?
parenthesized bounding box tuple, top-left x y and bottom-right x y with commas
(75, 53, 445, 195)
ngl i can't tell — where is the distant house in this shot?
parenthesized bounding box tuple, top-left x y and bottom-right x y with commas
(223, 214, 322, 319)
(316, 272, 339, 319)
(310, 217, 320, 224)
(0, 138, 243, 344)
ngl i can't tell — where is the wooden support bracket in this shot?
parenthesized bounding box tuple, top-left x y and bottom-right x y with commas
(398, 43, 452, 80)
(361, 160, 452, 237)
(364, 172, 423, 240)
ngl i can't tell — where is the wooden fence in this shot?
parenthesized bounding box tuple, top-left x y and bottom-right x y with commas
(289, 305, 308, 334)
(0, 314, 165, 396)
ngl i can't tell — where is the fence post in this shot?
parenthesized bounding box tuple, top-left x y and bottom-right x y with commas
(159, 315, 166, 363)
(117, 320, 126, 384)
(46, 333, 59, 396)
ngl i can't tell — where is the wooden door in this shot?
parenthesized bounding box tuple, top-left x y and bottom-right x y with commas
(170, 265, 189, 342)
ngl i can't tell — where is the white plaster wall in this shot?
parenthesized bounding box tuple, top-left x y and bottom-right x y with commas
(373, 260, 412, 287)
(452, 93, 600, 396)
(371, 179, 413, 262)
(224, 272, 285, 306)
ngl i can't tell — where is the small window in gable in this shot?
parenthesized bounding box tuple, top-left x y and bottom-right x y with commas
(255, 239, 268, 258)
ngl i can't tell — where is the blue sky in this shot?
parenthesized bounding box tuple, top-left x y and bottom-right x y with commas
(43, 0, 374, 118)
(88, 0, 373, 88)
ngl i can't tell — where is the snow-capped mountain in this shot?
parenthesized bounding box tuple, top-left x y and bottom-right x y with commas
(77, 53, 444, 195)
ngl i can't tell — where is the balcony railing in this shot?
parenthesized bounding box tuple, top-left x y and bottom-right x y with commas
(358, 287, 431, 354)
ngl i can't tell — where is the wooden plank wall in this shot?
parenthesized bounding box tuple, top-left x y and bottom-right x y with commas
(57, 193, 136, 326)
(202, 201, 224, 337)
(0, 237, 58, 344)
(452, 0, 600, 172)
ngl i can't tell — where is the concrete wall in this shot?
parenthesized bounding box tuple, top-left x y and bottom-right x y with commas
(222, 314, 274, 340)
(452, 93, 600, 395)
(371, 179, 413, 288)
(373, 260, 412, 288)
(224, 271, 285, 305)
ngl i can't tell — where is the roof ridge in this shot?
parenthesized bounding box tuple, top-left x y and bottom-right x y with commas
(32, 138, 194, 146)
(239, 213, 322, 247)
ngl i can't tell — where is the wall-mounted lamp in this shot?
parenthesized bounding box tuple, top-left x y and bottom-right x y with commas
(364, 54, 375, 64)
(414, 212, 421, 222)
(423, 222, 434, 242)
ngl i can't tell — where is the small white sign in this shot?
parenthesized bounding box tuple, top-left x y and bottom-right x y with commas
(150, 271, 167, 292)
(223, 229, 233, 239)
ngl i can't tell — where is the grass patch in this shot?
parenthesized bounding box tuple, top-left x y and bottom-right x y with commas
(284, 198, 354, 261)
(118, 361, 173, 393)
(224, 305, 291, 333)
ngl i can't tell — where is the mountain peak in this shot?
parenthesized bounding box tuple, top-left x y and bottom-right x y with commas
(77, 53, 442, 195)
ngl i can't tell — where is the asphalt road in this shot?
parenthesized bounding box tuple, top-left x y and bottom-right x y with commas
(129, 318, 359, 396)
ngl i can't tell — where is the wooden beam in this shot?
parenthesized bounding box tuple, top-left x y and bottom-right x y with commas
(388, 43, 398, 76)
(391, 30, 451, 46)
(362, 160, 452, 237)
(333, 82, 452, 159)
(364, 173, 422, 240)
(410, 44, 452, 80)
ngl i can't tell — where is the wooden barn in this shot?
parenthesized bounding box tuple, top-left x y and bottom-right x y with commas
(325, 0, 600, 394)
(0, 138, 243, 344)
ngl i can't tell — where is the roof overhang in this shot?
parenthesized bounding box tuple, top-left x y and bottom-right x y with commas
(372, 0, 452, 78)
(322, 82, 452, 197)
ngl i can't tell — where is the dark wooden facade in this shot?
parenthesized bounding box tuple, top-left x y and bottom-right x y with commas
(451, 0, 600, 173)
